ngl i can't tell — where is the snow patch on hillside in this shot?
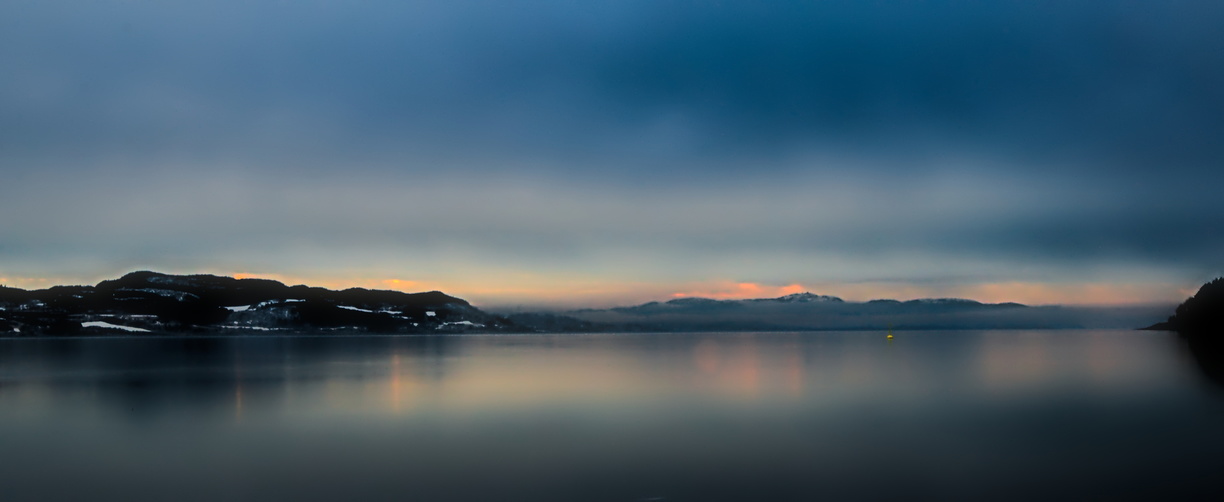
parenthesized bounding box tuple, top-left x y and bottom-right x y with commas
(81, 321, 150, 333)
(440, 320, 484, 328)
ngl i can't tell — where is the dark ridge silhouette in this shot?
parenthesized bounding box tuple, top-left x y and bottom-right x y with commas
(1144, 278, 1224, 335)
(2, 272, 1175, 336)
(1174, 278, 1224, 335)
(0, 271, 513, 336)
(1149, 278, 1224, 390)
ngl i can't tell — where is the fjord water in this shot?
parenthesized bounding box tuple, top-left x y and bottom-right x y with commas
(2, 331, 1223, 501)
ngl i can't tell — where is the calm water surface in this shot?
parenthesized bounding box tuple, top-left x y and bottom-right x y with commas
(2, 330, 1222, 501)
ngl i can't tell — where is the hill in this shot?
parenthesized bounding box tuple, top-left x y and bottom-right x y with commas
(0, 271, 513, 335)
(1146, 278, 1224, 336)
(1, 272, 1178, 335)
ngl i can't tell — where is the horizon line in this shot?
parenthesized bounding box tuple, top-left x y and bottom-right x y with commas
(0, 269, 1194, 311)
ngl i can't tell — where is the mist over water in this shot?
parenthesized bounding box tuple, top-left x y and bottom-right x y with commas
(2, 331, 1222, 501)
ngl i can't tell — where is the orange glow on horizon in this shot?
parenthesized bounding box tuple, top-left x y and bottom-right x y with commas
(223, 272, 429, 293)
(0, 270, 1196, 307)
(672, 282, 808, 300)
(663, 279, 1185, 307)
(667, 280, 1184, 306)
(811, 281, 1190, 306)
(0, 276, 75, 289)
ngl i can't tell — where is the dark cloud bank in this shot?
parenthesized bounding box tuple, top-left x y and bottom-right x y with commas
(1, 1, 1221, 292)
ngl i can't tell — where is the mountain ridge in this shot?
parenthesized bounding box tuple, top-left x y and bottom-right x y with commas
(0, 271, 507, 336)
(551, 291, 1166, 332)
(1144, 278, 1224, 336)
(1, 272, 1175, 335)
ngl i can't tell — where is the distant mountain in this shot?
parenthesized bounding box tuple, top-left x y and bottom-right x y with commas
(0, 274, 1177, 336)
(754, 292, 844, 303)
(540, 292, 1170, 332)
(0, 271, 515, 336)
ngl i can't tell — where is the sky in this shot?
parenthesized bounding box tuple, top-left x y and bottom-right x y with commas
(2, 0, 1222, 308)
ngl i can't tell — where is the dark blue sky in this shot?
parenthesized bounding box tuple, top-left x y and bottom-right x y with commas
(2, 1, 1221, 306)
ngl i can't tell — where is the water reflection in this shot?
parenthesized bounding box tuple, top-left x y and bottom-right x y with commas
(0, 336, 464, 422)
(1, 331, 1222, 501)
(1173, 332, 1224, 391)
(0, 332, 1204, 420)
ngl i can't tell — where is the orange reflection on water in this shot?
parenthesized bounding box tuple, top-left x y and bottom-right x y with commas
(784, 348, 804, 397)
(290, 337, 823, 416)
(1079, 331, 1167, 388)
(281, 333, 1182, 417)
(691, 338, 762, 399)
(389, 353, 402, 413)
(693, 339, 722, 374)
(691, 336, 816, 401)
(975, 333, 1055, 392)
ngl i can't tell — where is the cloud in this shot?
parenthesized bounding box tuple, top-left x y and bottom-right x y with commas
(672, 282, 808, 300)
(0, 164, 1215, 298)
(4, 1, 1223, 180)
(2, 1, 1222, 305)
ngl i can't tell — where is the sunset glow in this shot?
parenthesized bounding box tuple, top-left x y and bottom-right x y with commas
(2, 0, 1220, 312)
(4, 2, 1224, 501)
(0, 271, 1191, 309)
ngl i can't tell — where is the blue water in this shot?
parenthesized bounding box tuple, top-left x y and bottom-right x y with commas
(1, 330, 1222, 501)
